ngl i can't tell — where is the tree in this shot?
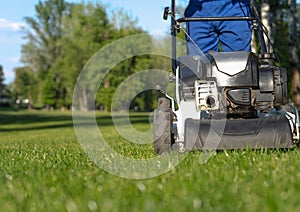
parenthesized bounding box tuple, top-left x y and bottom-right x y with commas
(254, 0, 300, 106)
(20, 0, 71, 109)
(288, 0, 300, 105)
(64, 5, 151, 111)
(21, 0, 70, 78)
(18, 1, 174, 111)
(0, 65, 12, 107)
(261, 1, 273, 46)
(14, 66, 38, 108)
(56, 2, 114, 111)
(0, 65, 5, 91)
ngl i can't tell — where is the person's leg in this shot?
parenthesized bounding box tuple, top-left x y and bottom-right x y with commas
(186, 21, 219, 54)
(185, 1, 220, 54)
(219, 20, 252, 52)
(219, 1, 252, 52)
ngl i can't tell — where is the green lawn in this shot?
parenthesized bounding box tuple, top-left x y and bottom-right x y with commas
(1, 110, 300, 211)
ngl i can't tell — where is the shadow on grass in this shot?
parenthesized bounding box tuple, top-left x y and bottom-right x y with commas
(0, 110, 152, 132)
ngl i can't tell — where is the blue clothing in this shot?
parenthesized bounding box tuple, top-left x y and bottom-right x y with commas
(185, 0, 252, 55)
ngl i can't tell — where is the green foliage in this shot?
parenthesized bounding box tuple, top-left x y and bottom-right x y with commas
(41, 74, 57, 107)
(22, 0, 70, 77)
(13, 66, 38, 107)
(19, 0, 163, 111)
(96, 86, 115, 111)
(0, 65, 12, 107)
(0, 65, 5, 90)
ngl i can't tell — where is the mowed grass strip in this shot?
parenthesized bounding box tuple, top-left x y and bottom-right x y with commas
(0, 110, 300, 211)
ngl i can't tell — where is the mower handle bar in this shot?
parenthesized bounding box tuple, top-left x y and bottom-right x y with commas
(176, 16, 255, 23)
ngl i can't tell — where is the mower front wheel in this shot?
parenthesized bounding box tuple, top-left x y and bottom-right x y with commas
(153, 97, 174, 154)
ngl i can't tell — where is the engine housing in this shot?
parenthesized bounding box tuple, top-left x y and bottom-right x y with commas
(178, 51, 289, 117)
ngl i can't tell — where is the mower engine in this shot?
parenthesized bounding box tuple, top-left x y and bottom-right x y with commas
(179, 51, 288, 118)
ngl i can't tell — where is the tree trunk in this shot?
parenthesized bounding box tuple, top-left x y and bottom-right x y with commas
(261, 1, 272, 51)
(251, 33, 257, 53)
(79, 88, 88, 112)
(288, 0, 300, 106)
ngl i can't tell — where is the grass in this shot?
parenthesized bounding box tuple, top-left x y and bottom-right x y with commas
(1, 110, 300, 211)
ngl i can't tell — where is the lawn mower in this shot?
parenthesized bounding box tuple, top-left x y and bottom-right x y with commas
(153, 0, 300, 154)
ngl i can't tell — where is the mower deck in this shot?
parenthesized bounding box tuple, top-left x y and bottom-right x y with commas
(184, 115, 294, 150)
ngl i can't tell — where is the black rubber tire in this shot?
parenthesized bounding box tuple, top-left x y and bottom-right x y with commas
(153, 97, 173, 154)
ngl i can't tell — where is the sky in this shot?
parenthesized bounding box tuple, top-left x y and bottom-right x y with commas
(0, 0, 173, 84)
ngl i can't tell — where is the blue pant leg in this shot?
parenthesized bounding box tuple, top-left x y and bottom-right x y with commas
(219, 1, 252, 51)
(185, 1, 220, 54)
(186, 21, 219, 55)
(185, 0, 252, 54)
(219, 20, 252, 52)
